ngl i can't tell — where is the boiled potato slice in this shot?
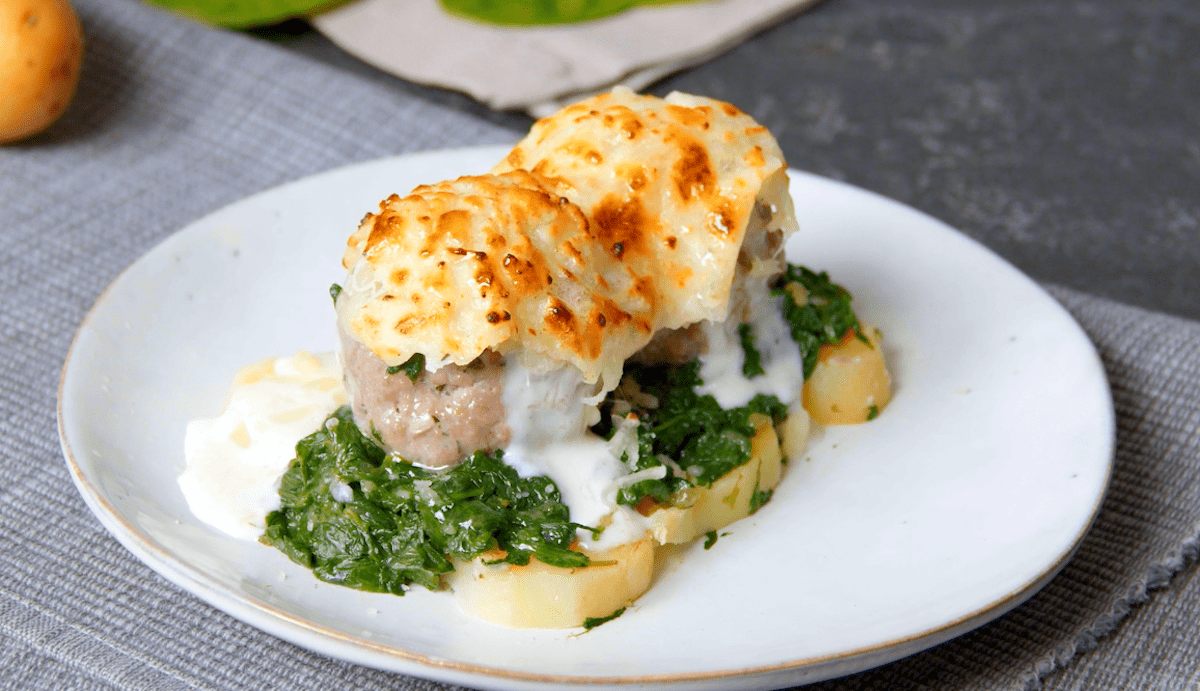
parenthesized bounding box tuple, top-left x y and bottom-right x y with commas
(803, 325, 891, 425)
(648, 413, 784, 545)
(447, 536, 655, 629)
(777, 402, 811, 463)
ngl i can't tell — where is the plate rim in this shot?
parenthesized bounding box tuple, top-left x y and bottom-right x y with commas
(57, 145, 1116, 687)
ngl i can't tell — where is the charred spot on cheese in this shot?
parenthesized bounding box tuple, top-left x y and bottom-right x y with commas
(545, 299, 575, 331)
(557, 140, 604, 166)
(365, 210, 402, 249)
(665, 104, 711, 130)
(670, 134, 716, 202)
(744, 146, 765, 168)
(592, 194, 654, 262)
(617, 163, 651, 192)
(707, 201, 737, 238)
(601, 106, 644, 140)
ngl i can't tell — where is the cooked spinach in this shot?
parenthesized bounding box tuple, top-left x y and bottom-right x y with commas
(703, 530, 719, 550)
(582, 607, 626, 630)
(386, 353, 425, 381)
(749, 487, 773, 514)
(329, 283, 342, 304)
(773, 264, 863, 378)
(611, 263, 865, 507)
(277, 262, 867, 597)
(611, 362, 786, 508)
(261, 406, 589, 595)
(738, 323, 765, 378)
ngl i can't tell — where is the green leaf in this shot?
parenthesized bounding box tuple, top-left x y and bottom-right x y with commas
(773, 264, 864, 379)
(749, 487, 772, 514)
(582, 607, 626, 630)
(439, 0, 702, 26)
(738, 323, 765, 378)
(386, 353, 425, 381)
(261, 407, 590, 596)
(329, 283, 342, 304)
(703, 530, 718, 549)
(610, 362, 784, 504)
(145, 0, 353, 28)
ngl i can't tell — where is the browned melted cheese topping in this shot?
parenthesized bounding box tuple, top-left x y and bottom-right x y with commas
(336, 170, 656, 387)
(492, 87, 794, 332)
(338, 88, 796, 391)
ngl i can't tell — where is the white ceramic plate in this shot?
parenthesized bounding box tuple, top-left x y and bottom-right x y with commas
(59, 146, 1114, 690)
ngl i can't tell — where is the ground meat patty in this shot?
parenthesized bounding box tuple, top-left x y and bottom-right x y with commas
(630, 323, 708, 366)
(339, 326, 509, 468)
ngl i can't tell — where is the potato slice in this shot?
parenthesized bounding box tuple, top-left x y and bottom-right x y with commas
(447, 535, 655, 629)
(803, 325, 892, 425)
(648, 413, 785, 545)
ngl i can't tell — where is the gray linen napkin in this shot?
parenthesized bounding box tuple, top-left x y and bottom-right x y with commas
(2, 1, 1198, 689)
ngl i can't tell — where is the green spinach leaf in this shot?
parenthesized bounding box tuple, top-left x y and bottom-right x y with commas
(773, 264, 863, 379)
(386, 353, 425, 382)
(615, 362, 784, 498)
(261, 406, 589, 595)
(582, 606, 626, 630)
(738, 323, 765, 378)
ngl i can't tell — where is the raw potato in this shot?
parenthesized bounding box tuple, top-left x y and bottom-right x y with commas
(447, 536, 656, 629)
(648, 413, 786, 545)
(0, 0, 83, 143)
(803, 326, 892, 425)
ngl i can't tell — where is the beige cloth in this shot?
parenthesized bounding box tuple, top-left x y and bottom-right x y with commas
(312, 0, 822, 114)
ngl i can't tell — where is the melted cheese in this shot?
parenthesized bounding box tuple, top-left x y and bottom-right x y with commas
(336, 170, 657, 391)
(493, 86, 798, 332)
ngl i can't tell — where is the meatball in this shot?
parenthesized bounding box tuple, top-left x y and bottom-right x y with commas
(339, 326, 509, 468)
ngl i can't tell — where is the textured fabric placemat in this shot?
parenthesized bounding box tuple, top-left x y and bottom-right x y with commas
(2, 1, 1199, 689)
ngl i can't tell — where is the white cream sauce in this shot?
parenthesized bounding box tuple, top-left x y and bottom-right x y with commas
(499, 354, 650, 551)
(179, 351, 346, 540)
(694, 288, 804, 410)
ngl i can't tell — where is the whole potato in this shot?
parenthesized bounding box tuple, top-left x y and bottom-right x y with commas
(0, 0, 83, 144)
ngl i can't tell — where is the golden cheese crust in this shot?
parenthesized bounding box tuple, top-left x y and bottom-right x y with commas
(493, 87, 798, 331)
(336, 170, 656, 387)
